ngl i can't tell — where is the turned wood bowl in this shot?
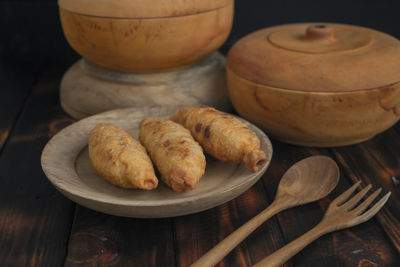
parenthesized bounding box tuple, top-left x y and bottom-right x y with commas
(59, 0, 234, 73)
(227, 23, 400, 147)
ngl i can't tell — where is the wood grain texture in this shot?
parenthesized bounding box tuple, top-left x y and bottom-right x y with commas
(228, 68, 400, 147)
(60, 54, 231, 120)
(254, 182, 391, 267)
(190, 156, 339, 267)
(58, 0, 231, 18)
(331, 127, 400, 253)
(0, 25, 44, 152)
(65, 206, 175, 267)
(227, 23, 400, 92)
(0, 66, 76, 266)
(0, 66, 37, 152)
(173, 181, 291, 267)
(60, 1, 233, 72)
(227, 22, 400, 147)
(259, 141, 400, 267)
(0, 2, 400, 267)
(41, 106, 272, 218)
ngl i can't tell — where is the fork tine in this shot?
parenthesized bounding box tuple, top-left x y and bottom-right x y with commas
(341, 184, 372, 210)
(357, 192, 391, 223)
(332, 181, 361, 206)
(351, 188, 382, 215)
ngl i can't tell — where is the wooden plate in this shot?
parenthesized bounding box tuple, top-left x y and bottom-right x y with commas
(41, 106, 273, 218)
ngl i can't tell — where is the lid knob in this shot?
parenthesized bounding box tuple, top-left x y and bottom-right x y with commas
(305, 24, 335, 42)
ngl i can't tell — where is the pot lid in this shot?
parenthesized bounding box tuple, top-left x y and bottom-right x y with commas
(58, 0, 231, 18)
(227, 23, 400, 92)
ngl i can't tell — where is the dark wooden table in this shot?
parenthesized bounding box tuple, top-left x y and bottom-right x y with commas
(0, 59, 399, 267)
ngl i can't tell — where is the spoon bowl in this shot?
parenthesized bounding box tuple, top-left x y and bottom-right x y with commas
(276, 156, 340, 204)
(190, 155, 340, 267)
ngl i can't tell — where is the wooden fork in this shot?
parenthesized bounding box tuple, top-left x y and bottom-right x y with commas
(253, 181, 391, 267)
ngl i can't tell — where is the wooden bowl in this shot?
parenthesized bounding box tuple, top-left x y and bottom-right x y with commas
(227, 23, 400, 147)
(59, 0, 234, 73)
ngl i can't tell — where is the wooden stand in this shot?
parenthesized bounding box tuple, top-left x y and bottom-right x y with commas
(60, 52, 231, 119)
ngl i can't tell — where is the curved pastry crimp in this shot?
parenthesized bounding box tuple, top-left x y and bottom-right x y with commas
(89, 123, 158, 190)
(139, 118, 206, 192)
(170, 106, 267, 172)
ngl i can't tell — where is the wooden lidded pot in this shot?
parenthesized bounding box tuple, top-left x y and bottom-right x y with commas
(227, 23, 400, 147)
(59, 0, 234, 73)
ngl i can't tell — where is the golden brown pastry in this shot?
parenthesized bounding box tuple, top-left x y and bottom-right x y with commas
(88, 123, 158, 190)
(170, 106, 266, 172)
(139, 118, 206, 192)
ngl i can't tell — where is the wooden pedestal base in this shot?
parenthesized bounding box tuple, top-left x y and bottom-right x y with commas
(60, 52, 231, 119)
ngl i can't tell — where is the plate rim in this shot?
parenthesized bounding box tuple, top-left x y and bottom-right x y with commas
(41, 106, 273, 214)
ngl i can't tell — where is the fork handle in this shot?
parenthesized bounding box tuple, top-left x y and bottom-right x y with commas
(190, 202, 283, 267)
(253, 223, 327, 267)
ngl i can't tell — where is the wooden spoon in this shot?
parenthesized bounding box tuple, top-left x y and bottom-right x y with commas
(253, 181, 390, 267)
(190, 155, 340, 267)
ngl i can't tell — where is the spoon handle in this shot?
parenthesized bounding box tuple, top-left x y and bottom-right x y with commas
(190, 202, 283, 267)
(253, 224, 327, 267)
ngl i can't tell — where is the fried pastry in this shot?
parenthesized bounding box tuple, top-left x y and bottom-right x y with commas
(88, 123, 158, 190)
(139, 118, 206, 192)
(170, 106, 267, 172)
